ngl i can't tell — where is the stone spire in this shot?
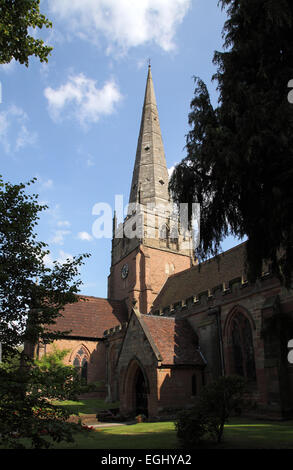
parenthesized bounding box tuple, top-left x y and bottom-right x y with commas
(128, 65, 170, 208)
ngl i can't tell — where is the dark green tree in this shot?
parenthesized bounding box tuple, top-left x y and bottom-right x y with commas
(169, 0, 293, 287)
(0, 0, 52, 66)
(0, 176, 91, 448)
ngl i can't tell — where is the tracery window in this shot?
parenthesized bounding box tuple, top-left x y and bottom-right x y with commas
(230, 312, 256, 381)
(73, 346, 88, 384)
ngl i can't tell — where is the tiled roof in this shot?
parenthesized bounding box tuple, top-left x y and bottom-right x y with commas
(47, 296, 128, 339)
(151, 242, 247, 312)
(139, 314, 205, 366)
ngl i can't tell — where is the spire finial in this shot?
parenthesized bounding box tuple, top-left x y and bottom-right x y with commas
(148, 57, 151, 68)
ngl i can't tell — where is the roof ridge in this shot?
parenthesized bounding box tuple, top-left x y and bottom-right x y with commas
(141, 313, 175, 320)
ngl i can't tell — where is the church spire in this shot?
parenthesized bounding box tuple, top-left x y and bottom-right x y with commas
(128, 65, 170, 208)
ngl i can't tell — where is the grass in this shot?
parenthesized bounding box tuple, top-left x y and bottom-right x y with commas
(3, 398, 293, 449)
(49, 422, 178, 450)
(16, 417, 292, 450)
(216, 417, 293, 449)
(51, 397, 119, 416)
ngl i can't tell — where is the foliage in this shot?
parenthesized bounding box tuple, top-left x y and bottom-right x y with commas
(0, 176, 90, 448)
(175, 407, 207, 447)
(175, 375, 247, 447)
(0, 0, 52, 66)
(0, 349, 102, 448)
(0, 176, 89, 353)
(33, 347, 100, 400)
(0, 350, 78, 449)
(169, 0, 293, 287)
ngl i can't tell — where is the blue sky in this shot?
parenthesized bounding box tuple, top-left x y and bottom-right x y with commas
(0, 0, 240, 298)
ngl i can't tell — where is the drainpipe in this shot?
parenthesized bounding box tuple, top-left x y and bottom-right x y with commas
(208, 305, 225, 377)
(105, 341, 111, 402)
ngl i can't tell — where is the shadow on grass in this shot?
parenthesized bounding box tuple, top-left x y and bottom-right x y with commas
(52, 398, 120, 416)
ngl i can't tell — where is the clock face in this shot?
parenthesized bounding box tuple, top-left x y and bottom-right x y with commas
(121, 263, 129, 279)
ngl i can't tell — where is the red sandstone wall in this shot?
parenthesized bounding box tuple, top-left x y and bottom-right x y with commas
(108, 244, 191, 314)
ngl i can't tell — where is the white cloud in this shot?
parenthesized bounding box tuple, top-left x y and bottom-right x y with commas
(44, 250, 74, 267)
(86, 156, 95, 167)
(57, 220, 71, 228)
(42, 179, 54, 190)
(57, 250, 74, 265)
(43, 253, 54, 268)
(50, 229, 71, 245)
(0, 105, 37, 154)
(44, 73, 123, 126)
(78, 231, 93, 241)
(168, 165, 176, 179)
(0, 58, 17, 73)
(34, 176, 54, 192)
(48, 0, 191, 54)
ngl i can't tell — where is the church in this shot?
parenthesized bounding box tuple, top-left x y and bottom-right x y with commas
(39, 65, 293, 420)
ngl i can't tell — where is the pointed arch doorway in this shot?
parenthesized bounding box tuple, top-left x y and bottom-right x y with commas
(135, 368, 148, 417)
(123, 359, 150, 418)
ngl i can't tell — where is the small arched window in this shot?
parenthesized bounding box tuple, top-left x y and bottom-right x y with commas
(159, 223, 169, 240)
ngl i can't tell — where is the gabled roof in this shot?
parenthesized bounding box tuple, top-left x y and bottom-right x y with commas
(47, 296, 128, 339)
(138, 312, 205, 367)
(152, 242, 247, 312)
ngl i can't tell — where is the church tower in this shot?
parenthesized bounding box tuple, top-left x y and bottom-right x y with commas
(108, 65, 194, 315)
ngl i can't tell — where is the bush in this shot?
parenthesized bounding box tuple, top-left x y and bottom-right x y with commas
(176, 375, 247, 447)
(175, 407, 208, 447)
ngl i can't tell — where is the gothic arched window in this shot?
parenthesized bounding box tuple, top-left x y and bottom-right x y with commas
(73, 346, 89, 384)
(230, 312, 256, 381)
(73, 357, 80, 369)
(81, 357, 88, 384)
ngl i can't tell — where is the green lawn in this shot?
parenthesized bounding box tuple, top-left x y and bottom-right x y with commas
(51, 422, 178, 449)
(31, 417, 293, 450)
(3, 397, 293, 449)
(217, 418, 293, 449)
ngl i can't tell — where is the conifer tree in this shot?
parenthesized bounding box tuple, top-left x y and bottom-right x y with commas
(169, 0, 293, 286)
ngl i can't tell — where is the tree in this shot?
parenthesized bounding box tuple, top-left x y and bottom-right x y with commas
(0, 175, 90, 448)
(0, 0, 53, 66)
(169, 0, 293, 287)
(0, 348, 100, 449)
(0, 176, 89, 353)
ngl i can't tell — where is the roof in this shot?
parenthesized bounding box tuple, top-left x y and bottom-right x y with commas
(47, 296, 128, 339)
(151, 242, 247, 312)
(139, 313, 205, 366)
(128, 65, 170, 207)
